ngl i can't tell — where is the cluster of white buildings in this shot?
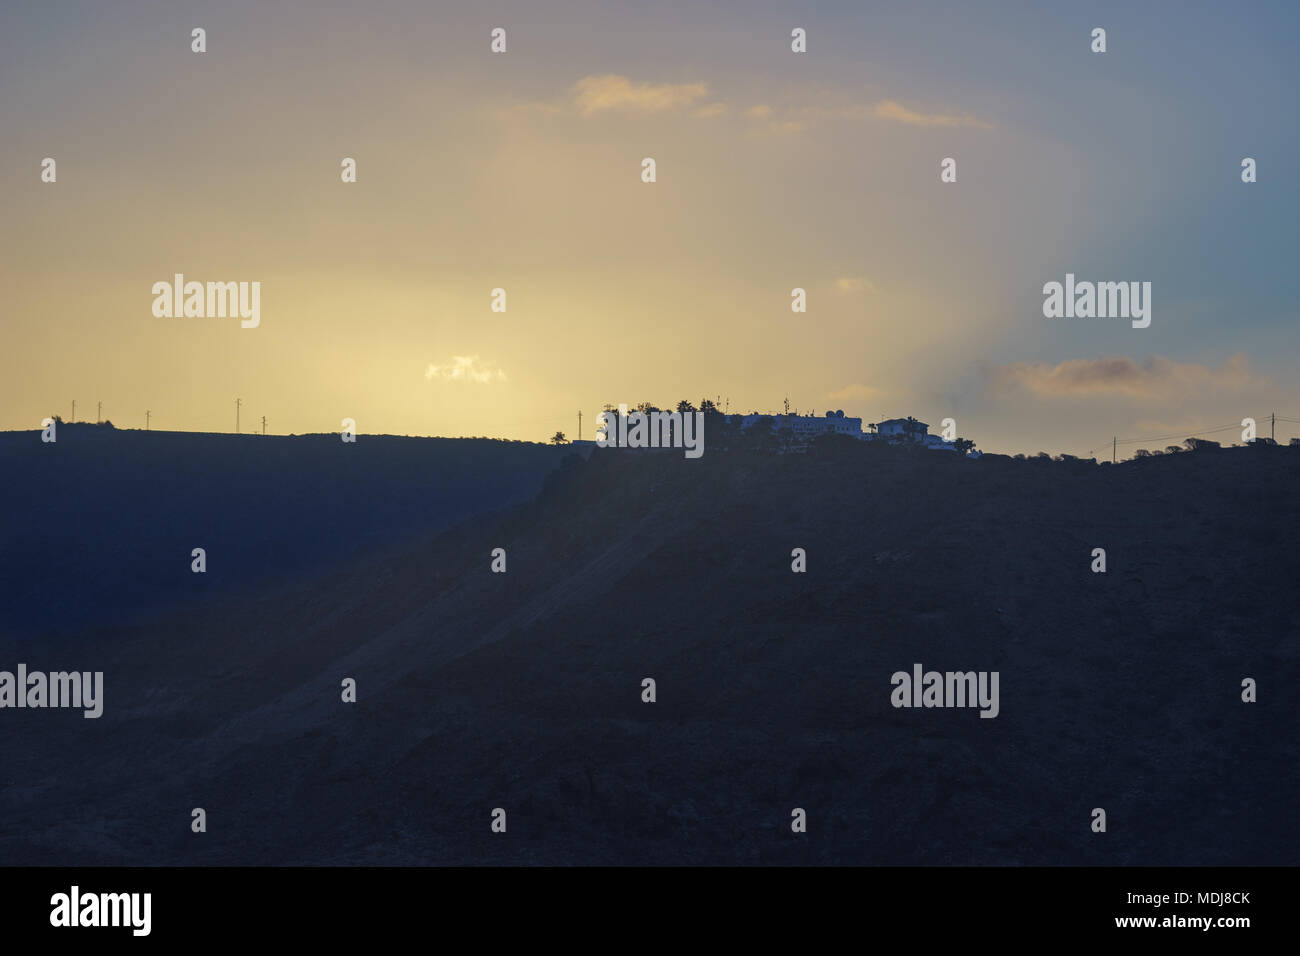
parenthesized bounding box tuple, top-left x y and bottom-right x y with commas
(727, 409, 864, 441)
(570, 408, 978, 457)
(727, 410, 970, 454)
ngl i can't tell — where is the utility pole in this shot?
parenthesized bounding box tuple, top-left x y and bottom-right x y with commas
(71, 400, 76, 423)
(1112, 436, 1117, 464)
(146, 410, 151, 431)
(578, 410, 582, 441)
(236, 398, 241, 434)
(1271, 412, 1275, 442)
(261, 415, 266, 436)
(97, 401, 102, 424)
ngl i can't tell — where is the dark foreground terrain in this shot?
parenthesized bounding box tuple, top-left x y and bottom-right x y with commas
(0, 426, 572, 635)
(1, 433, 1297, 865)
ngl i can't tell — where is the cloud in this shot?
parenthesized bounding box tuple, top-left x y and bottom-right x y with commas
(572, 75, 709, 116)
(744, 117, 803, 138)
(872, 99, 992, 129)
(529, 85, 988, 133)
(990, 354, 1260, 399)
(424, 356, 506, 384)
(835, 277, 878, 294)
(828, 383, 885, 403)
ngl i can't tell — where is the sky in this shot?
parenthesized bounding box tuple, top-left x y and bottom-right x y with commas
(1, 0, 1297, 457)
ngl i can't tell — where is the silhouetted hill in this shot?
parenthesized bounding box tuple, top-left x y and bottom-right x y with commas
(0, 428, 574, 637)
(1, 439, 1296, 865)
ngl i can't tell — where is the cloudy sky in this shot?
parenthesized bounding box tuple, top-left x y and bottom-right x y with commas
(2, 0, 1297, 456)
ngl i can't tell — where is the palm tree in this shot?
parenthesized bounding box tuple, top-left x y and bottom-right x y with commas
(551, 431, 568, 445)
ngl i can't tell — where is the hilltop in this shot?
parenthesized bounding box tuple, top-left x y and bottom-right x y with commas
(0, 437, 1297, 864)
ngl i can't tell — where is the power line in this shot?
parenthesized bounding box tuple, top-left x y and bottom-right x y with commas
(1116, 422, 1241, 445)
(1087, 414, 1298, 458)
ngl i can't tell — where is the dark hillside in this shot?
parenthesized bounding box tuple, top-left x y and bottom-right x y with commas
(1, 439, 1296, 864)
(0, 427, 574, 637)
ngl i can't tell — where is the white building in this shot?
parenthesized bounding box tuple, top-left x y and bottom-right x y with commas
(923, 434, 958, 452)
(727, 409, 864, 444)
(869, 417, 958, 452)
(873, 417, 927, 441)
(613, 407, 976, 455)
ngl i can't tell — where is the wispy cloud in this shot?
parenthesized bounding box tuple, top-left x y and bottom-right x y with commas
(521, 84, 989, 134)
(990, 354, 1260, 399)
(835, 276, 878, 294)
(572, 74, 709, 116)
(872, 99, 992, 129)
(741, 107, 802, 137)
(425, 356, 506, 384)
(757, 97, 992, 131)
